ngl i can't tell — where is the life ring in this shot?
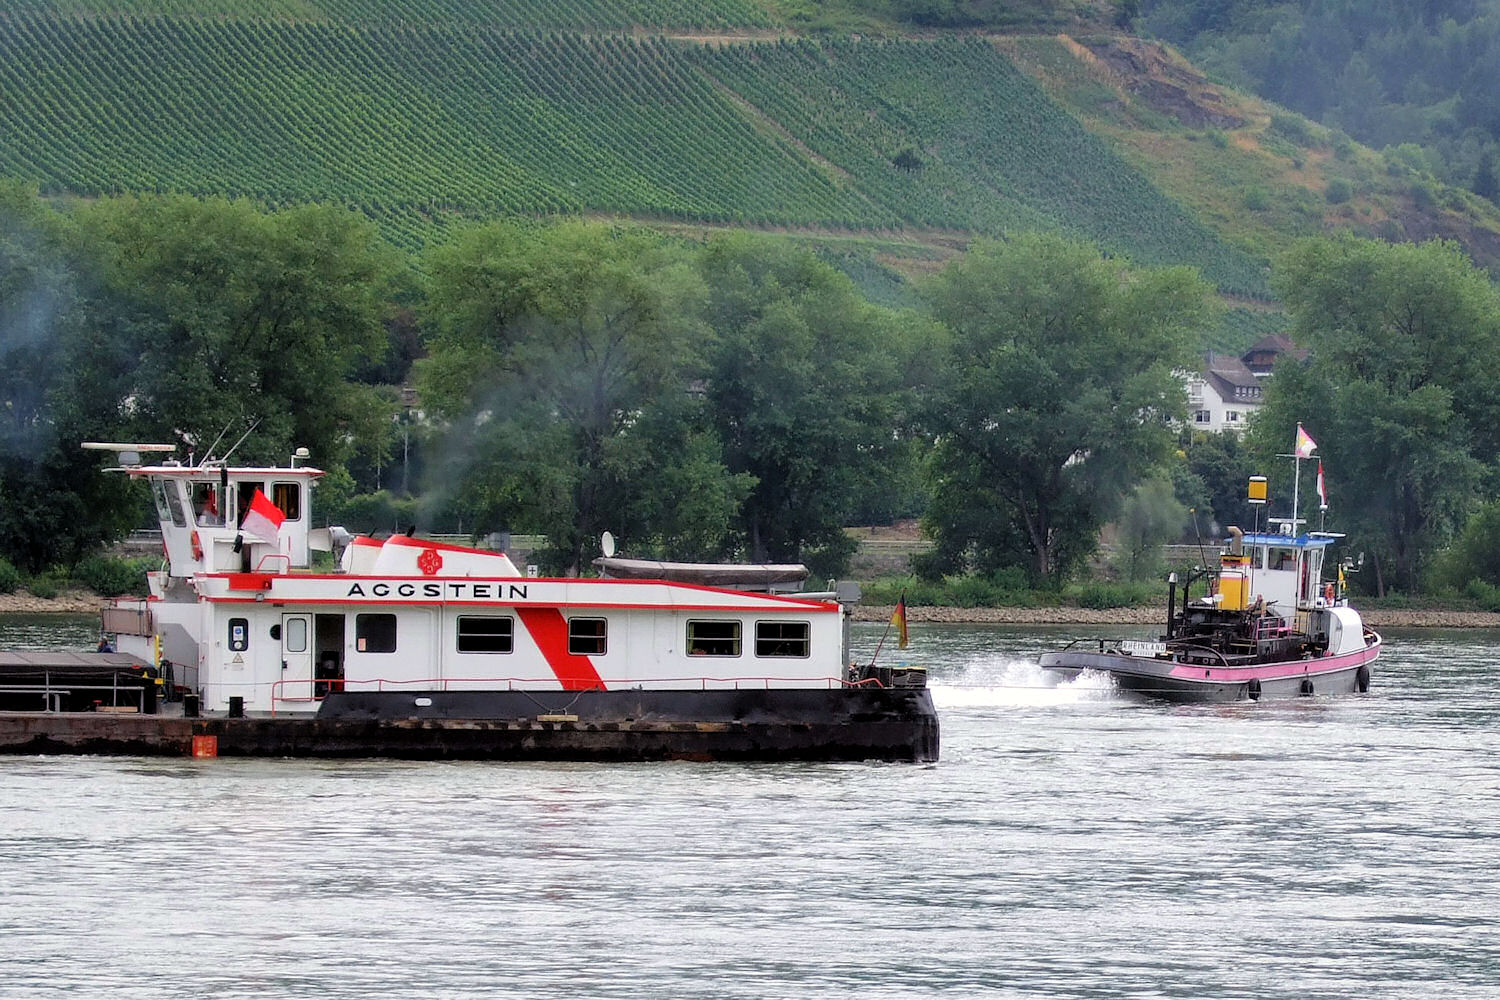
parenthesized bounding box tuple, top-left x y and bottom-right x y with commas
(1246, 677, 1261, 701)
(1299, 677, 1314, 696)
(1355, 664, 1371, 693)
(190, 530, 203, 561)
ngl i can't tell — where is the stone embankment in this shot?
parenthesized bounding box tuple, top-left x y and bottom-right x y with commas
(5, 591, 1498, 629)
(0, 590, 102, 615)
(854, 604, 1500, 629)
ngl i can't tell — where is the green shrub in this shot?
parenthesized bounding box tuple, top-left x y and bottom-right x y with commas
(26, 574, 60, 599)
(0, 557, 21, 594)
(1069, 580, 1158, 609)
(1464, 579, 1500, 612)
(1325, 178, 1353, 204)
(1242, 187, 1270, 211)
(1268, 113, 1314, 148)
(74, 555, 154, 597)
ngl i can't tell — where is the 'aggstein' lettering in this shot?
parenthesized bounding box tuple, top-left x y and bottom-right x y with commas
(343, 580, 530, 601)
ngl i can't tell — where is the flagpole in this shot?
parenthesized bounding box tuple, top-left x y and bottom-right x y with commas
(867, 611, 894, 669)
(1291, 452, 1301, 537)
(867, 589, 905, 669)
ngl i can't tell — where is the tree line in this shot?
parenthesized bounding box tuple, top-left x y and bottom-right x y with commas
(5, 184, 1500, 598)
(1139, 0, 1500, 204)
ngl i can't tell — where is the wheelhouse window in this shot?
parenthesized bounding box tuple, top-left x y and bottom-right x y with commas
(755, 621, 810, 658)
(152, 477, 187, 528)
(687, 620, 741, 657)
(457, 616, 514, 653)
(191, 483, 224, 526)
(273, 482, 302, 521)
(356, 613, 397, 653)
(568, 617, 607, 656)
(1269, 547, 1297, 572)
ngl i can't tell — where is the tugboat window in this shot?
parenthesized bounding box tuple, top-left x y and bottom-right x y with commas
(355, 613, 398, 653)
(687, 620, 741, 656)
(755, 621, 810, 658)
(457, 616, 514, 653)
(568, 618, 607, 656)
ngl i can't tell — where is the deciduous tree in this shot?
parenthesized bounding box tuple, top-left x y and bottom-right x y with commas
(418, 220, 724, 574)
(919, 233, 1214, 584)
(1253, 235, 1500, 595)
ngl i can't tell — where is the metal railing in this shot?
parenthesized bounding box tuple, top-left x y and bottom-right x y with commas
(267, 672, 860, 714)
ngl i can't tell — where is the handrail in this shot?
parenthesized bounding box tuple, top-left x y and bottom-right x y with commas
(1168, 642, 1232, 667)
(253, 552, 291, 573)
(265, 672, 862, 714)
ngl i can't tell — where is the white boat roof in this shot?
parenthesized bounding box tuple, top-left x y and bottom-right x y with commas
(126, 464, 325, 480)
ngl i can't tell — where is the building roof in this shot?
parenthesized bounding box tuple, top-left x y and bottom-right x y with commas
(1242, 333, 1308, 373)
(1201, 351, 1263, 404)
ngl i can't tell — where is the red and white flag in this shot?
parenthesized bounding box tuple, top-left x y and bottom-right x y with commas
(1316, 461, 1327, 508)
(240, 488, 286, 546)
(1294, 423, 1317, 458)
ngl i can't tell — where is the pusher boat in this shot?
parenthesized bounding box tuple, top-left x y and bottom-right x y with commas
(0, 443, 937, 761)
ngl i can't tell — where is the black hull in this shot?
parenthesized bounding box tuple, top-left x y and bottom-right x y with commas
(0, 688, 939, 762)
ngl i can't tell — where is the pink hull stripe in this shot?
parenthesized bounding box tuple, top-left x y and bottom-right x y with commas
(1167, 638, 1381, 682)
(516, 607, 607, 691)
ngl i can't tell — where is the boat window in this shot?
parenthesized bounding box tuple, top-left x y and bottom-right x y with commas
(568, 617, 607, 656)
(152, 477, 187, 528)
(457, 616, 514, 653)
(237, 482, 266, 523)
(687, 620, 741, 657)
(755, 621, 810, 658)
(273, 482, 302, 521)
(191, 483, 224, 526)
(228, 617, 249, 652)
(1269, 548, 1297, 571)
(284, 617, 308, 653)
(355, 613, 397, 653)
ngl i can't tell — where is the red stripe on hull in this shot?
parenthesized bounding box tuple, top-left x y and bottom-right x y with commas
(516, 607, 606, 691)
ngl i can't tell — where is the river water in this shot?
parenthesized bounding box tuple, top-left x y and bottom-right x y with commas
(1, 616, 1496, 999)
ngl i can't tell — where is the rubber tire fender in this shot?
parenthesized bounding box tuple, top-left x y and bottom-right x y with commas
(1299, 677, 1314, 696)
(1354, 664, 1371, 693)
(1246, 677, 1261, 701)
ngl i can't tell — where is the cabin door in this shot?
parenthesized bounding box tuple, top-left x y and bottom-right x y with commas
(281, 613, 314, 702)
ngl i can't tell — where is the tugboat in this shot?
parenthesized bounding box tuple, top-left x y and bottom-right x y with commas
(1041, 433, 1381, 702)
(0, 443, 938, 761)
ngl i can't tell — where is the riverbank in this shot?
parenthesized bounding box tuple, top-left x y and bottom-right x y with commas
(0, 590, 104, 615)
(854, 604, 1500, 629)
(4, 590, 1497, 629)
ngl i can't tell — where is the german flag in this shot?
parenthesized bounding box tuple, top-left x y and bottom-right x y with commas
(893, 592, 909, 650)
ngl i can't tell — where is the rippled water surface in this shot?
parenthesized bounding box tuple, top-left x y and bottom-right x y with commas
(1, 617, 1497, 999)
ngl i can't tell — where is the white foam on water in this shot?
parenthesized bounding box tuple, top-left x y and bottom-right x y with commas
(931, 656, 1118, 709)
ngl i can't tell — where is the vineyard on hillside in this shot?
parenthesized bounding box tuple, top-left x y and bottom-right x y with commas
(4, 0, 774, 29)
(687, 36, 1268, 295)
(0, 13, 1268, 294)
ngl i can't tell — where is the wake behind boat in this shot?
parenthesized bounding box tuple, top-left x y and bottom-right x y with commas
(1041, 427, 1381, 702)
